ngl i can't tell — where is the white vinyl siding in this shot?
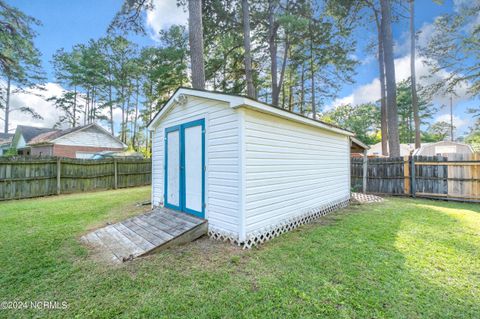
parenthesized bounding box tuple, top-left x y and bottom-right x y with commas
(151, 96, 240, 235)
(55, 126, 124, 148)
(243, 109, 350, 235)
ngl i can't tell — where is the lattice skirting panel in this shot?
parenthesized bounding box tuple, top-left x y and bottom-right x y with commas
(208, 196, 350, 249)
(208, 226, 241, 246)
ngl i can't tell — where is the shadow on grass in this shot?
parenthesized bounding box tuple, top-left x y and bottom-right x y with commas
(240, 198, 480, 318)
(0, 195, 479, 318)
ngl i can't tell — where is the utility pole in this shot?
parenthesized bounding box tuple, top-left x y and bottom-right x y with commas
(450, 96, 454, 141)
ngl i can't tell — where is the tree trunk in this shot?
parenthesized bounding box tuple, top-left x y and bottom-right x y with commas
(277, 35, 290, 107)
(450, 96, 454, 141)
(121, 86, 125, 143)
(288, 67, 293, 112)
(242, 0, 255, 98)
(374, 9, 389, 156)
(188, 0, 205, 89)
(109, 80, 114, 135)
(310, 26, 316, 119)
(268, 0, 278, 105)
(125, 93, 131, 144)
(73, 86, 77, 127)
(380, 0, 400, 157)
(4, 75, 11, 134)
(133, 79, 139, 149)
(91, 87, 96, 122)
(410, 0, 421, 149)
(85, 89, 89, 125)
(300, 62, 305, 114)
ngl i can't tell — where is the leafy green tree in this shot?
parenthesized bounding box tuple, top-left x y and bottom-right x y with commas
(409, 0, 421, 148)
(396, 79, 436, 143)
(327, 0, 410, 156)
(465, 132, 480, 152)
(51, 48, 83, 128)
(138, 26, 189, 153)
(421, 1, 480, 108)
(242, 0, 255, 98)
(464, 118, 480, 152)
(0, 0, 45, 133)
(47, 91, 82, 128)
(423, 121, 453, 142)
(321, 103, 381, 145)
(110, 0, 205, 90)
(202, 0, 245, 94)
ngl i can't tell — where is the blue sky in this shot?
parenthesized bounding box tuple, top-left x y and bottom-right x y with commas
(8, 0, 478, 137)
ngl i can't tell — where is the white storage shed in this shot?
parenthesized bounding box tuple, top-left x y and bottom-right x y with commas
(148, 88, 355, 247)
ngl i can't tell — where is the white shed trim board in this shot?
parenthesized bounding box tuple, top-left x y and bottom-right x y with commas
(148, 88, 354, 137)
(149, 88, 353, 247)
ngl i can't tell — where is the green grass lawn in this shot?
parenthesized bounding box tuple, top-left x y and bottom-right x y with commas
(0, 188, 479, 318)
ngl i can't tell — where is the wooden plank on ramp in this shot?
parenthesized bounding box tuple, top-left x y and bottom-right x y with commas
(81, 207, 207, 263)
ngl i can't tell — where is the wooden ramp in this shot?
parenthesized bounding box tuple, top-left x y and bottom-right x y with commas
(81, 208, 207, 263)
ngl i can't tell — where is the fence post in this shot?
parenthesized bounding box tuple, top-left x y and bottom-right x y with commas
(410, 156, 416, 198)
(403, 156, 410, 195)
(56, 157, 61, 195)
(362, 150, 368, 193)
(114, 159, 118, 190)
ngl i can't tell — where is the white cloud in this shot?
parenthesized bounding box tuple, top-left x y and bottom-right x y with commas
(0, 83, 145, 137)
(434, 113, 470, 133)
(98, 107, 123, 135)
(417, 22, 436, 49)
(327, 78, 381, 110)
(329, 13, 472, 113)
(394, 20, 436, 59)
(146, 0, 188, 41)
(1, 83, 63, 133)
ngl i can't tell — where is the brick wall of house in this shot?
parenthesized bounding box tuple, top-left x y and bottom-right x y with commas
(53, 145, 124, 158)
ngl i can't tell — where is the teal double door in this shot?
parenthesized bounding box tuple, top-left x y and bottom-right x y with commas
(164, 119, 205, 218)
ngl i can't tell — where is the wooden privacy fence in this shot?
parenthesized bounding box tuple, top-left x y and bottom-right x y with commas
(0, 157, 151, 201)
(351, 154, 480, 203)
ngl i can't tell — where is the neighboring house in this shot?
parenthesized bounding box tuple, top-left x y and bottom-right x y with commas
(413, 141, 474, 159)
(26, 123, 126, 158)
(350, 137, 370, 157)
(366, 140, 475, 159)
(11, 125, 57, 156)
(148, 87, 361, 247)
(0, 133, 14, 155)
(367, 142, 428, 157)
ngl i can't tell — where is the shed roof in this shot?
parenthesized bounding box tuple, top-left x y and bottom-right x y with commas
(148, 87, 354, 137)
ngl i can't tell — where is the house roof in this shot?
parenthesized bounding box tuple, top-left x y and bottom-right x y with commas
(16, 125, 57, 144)
(350, 137, 369, 152)
(147, 87, 354, 137)
(413, 140, 474, 156)
(367, 142, 433, 157)
(0, 133, 14, 139)
(0, 133, 14, 145)
(27, 123, 127, 147)
(0, 133, 14, 148)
